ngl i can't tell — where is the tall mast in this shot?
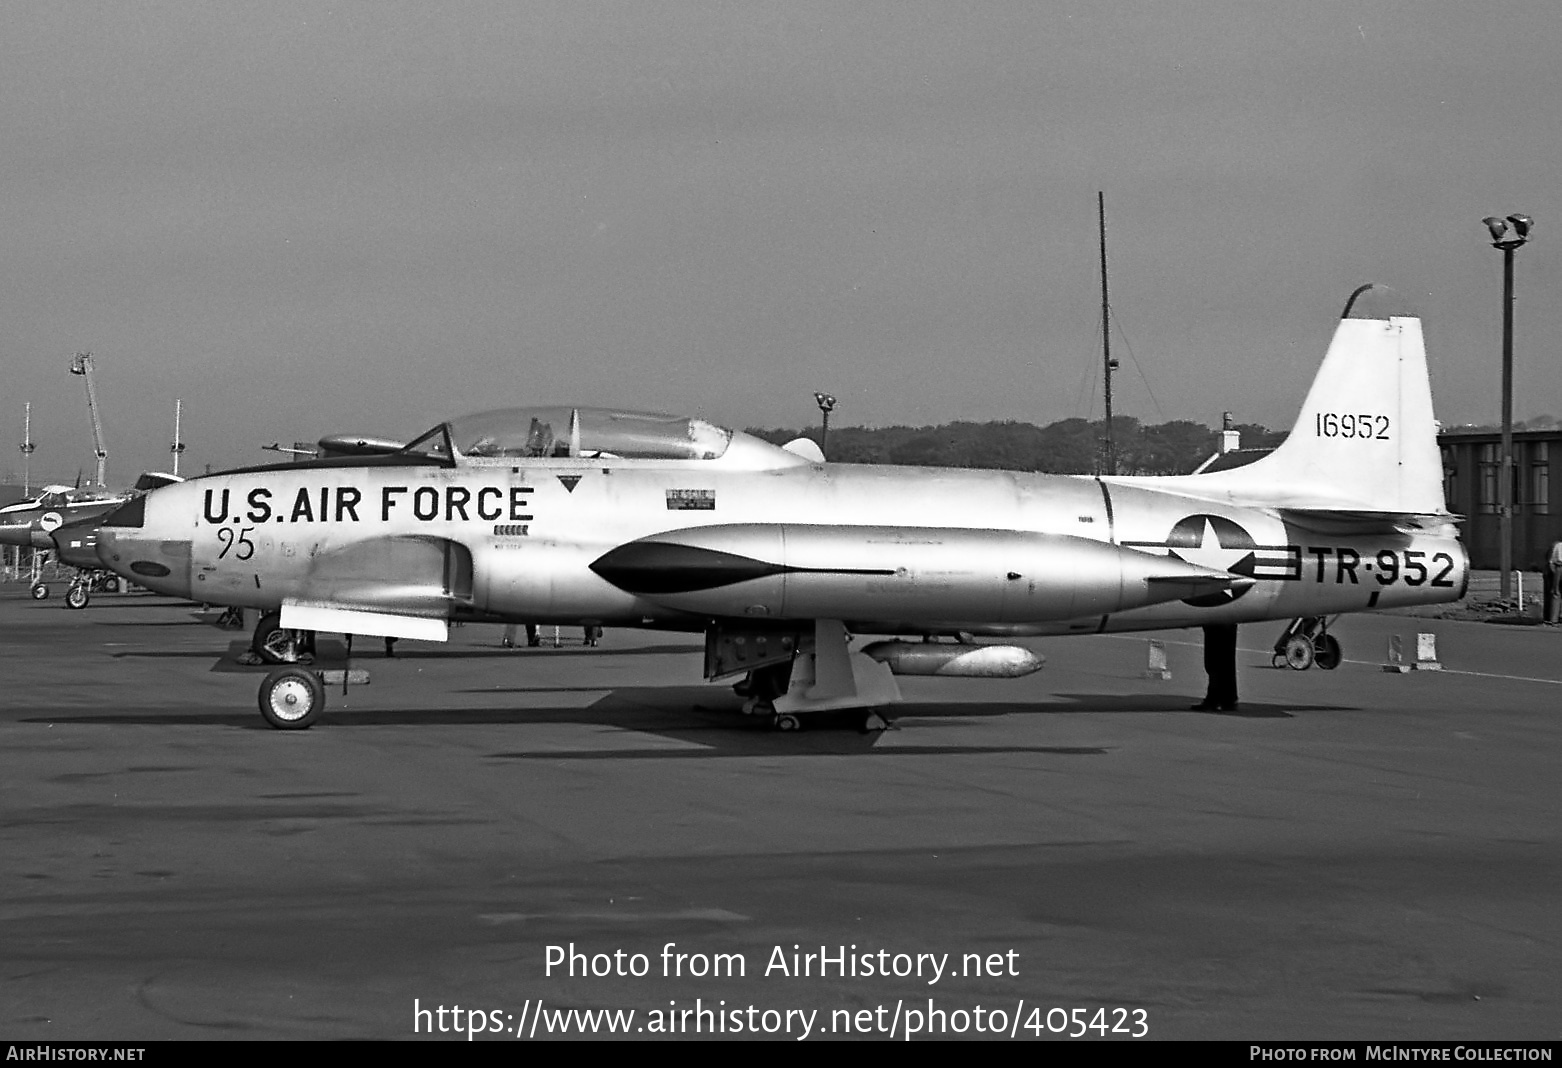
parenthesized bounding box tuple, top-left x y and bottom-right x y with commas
(171, 399, 185, 476)
(1098, 191, 1118, 476)
(20, 402, 36, 495)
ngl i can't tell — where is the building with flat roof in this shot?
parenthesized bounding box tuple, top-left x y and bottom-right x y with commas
(1439, 427, 1562, 570)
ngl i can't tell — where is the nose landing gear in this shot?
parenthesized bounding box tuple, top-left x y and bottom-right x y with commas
(258, 667, 326, 730)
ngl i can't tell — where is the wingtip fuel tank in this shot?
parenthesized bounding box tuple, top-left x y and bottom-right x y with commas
(590, 524, 1251, 626)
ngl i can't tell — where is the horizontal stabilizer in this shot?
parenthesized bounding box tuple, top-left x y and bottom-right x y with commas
(1280, 509, 1461, 536)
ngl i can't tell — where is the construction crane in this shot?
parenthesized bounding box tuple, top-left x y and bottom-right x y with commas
(68, 352, 107, 487)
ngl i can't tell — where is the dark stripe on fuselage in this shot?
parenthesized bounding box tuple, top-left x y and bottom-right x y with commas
(591, 541, 895, 595)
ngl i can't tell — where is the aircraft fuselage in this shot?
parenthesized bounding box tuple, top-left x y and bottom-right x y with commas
(98, 457, 1466, 637)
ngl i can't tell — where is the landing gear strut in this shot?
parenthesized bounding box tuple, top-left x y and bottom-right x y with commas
(252, 611, 315, 665)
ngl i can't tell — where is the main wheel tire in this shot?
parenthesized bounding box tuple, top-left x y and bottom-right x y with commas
(1284, 635, 1315, 670)
(1315, 634, 1342, 670)
(104, 577, 120, 593)
(31, 583, 49, 600)
(773, 713, 801, 732)
(65, 584, 89, 610)
(258, 668, 325, 729)
(253, 611, 300, 664)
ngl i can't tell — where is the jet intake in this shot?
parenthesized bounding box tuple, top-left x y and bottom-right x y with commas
(862, 641, 1044, 678)
(295, 535, 474, 616)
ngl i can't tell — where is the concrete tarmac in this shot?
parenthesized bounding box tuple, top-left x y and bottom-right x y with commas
(1, 588, 1558, 1040)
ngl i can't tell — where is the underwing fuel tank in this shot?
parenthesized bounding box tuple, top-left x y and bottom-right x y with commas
(862, 640, 1045, 678)
(590, 524, 1252, 625)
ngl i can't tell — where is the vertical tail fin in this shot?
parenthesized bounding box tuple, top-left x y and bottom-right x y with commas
(1143, 284, 1447, 514)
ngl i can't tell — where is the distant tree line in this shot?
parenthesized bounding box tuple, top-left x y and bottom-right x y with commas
(747, 417, 1287, 475)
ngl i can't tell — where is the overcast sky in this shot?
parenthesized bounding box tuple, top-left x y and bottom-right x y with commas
(3, 1, 1559, 482)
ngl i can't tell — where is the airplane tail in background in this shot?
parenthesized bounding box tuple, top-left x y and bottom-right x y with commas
(1118, 284, 1449, 516)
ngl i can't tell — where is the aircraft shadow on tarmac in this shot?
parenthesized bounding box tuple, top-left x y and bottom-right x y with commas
(1047, 693, 1334, 718)
(18, 684, 1351, 756)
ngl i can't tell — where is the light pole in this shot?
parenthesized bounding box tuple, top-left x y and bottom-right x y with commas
(170, 399, 186, 477)
(1480, 215, 1530, 599)
(813, 392, 836, 459)
(1482, 213, 1534, 601)
(20, 401, 35, 495)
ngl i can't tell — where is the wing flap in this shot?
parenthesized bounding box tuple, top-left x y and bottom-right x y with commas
(280, 602, 448, 641)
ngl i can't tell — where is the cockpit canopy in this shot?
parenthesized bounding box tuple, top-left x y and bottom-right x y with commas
(401, 407, 734, 463)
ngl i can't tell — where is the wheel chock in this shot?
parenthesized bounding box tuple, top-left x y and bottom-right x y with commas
(1143, 638, 1171, 680)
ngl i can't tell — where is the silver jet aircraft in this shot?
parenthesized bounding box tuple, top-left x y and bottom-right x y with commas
(94, 285, 1467, 729)
(2, 473, 181, 605)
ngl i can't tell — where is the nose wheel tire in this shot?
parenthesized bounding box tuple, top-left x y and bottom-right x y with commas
(65, 584, 89, 610)
(31, 584, 49, 600)
(258, 668, 326, 730)
(772, 713, 801, 732)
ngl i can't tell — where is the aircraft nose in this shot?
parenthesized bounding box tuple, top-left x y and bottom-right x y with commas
(0, 517, 33, 548)
(94, 495, 193, 599)
(95, 528, 193, 598)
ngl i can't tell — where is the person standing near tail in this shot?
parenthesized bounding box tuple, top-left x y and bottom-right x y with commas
(1545, 539, 1562, 624)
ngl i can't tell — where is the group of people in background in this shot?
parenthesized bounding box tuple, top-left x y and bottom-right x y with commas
(501, 623, 604, 648)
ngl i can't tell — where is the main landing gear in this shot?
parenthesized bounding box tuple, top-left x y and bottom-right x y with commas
(1272, 616, 1342, 671)
(724, 620, 902, 732)
(251, 611, 315, 665)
